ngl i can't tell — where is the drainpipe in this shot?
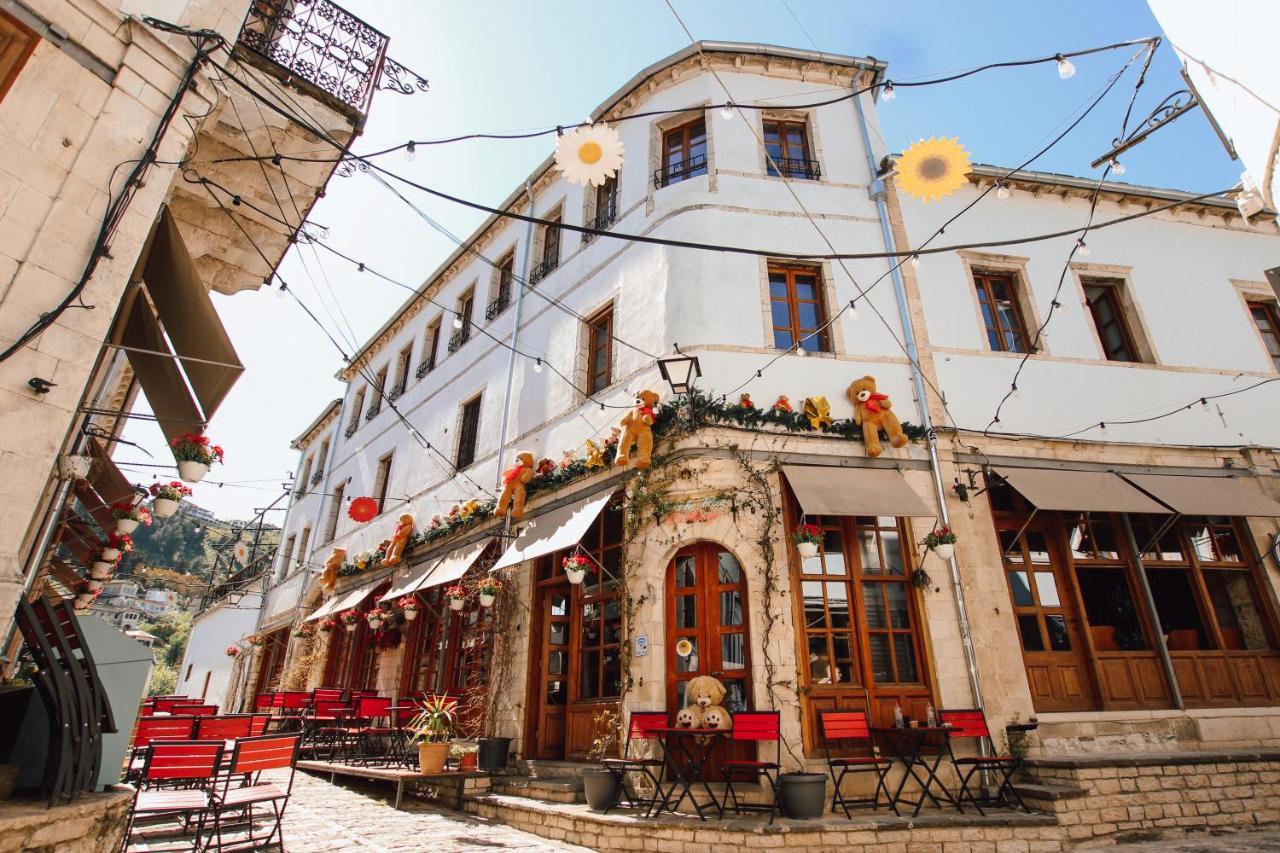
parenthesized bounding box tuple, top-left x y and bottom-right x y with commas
(852, 87, 985, 710)
(493, 181, 537, 490)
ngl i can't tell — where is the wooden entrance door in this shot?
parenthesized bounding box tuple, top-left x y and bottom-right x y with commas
(665, 543, 752, 713)
(999, 524, 1098, 711)
(531, 584, 572, 759)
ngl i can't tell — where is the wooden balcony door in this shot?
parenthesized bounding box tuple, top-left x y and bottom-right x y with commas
(530, 584, 572, 759)
(665, 542, 752, 713)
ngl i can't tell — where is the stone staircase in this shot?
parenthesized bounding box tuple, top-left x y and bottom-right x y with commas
(490, 759, 588, 804)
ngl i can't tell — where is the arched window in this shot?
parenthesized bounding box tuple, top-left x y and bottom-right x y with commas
(665, 542, 752, 713)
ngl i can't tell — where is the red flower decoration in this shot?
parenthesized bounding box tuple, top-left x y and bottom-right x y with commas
(348, 496, 379, 523)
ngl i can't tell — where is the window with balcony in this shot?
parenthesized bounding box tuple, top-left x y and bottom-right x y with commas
(279, 534, 296, 580)
(373, 452, 393, 514)
(298, 457, 313, 495)
(589, 176, 619, 232)
(449, 291, 475, 352)
(456, 396, 482, 469)
(418, 319, 441, 377)
(656, 118, 707, 187)
(1248, 299, 1280, 370)
(0, 11, 36, 103)
(391, 344, 413, 397)
(763, 118, 820, 180)
(366, 366, 388, 420)
(973, 270, 1033, 353)
(1082, 279, 1141, 362)
(345, 389, 365, 437)
(313, 439, 329, 485)
(530, 212, 561, 284)
(487, 254, 515, 319)
(324, 481, 345, 543)
(586, 305, 614, 394)
(297, 526, 311, 570)
(769, 264, 829, 353)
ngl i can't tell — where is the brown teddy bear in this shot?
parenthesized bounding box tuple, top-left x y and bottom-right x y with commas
(382, 514, 415, 567)
(685, 674, 727, 709)
(847, 375, 909, 457)
(675, 706, 704, 728)
(701, 705, 732, 730)
(321, 547, 346, 591)
(615, 390, 660, 470)
(496, 452, 535, 519)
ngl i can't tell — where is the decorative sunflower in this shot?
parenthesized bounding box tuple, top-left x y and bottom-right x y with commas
(896, 137, 971, 203)
(555, 123, 624, 187)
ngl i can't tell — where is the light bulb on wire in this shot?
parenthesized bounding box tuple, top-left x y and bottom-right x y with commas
(720, 102, 735, 120)
(1109, 158, 1126, 176)
(795, 343, 808, 357)
(452, 314, 463, 330)
(996, 182, 1011, 200)
(881, 81, 895, 101)
(404, 141, 416, 161)
(534, 358, 543, 374)
(1056, 54, 1076, 79)
(1076, 238, 1090, 257)
(848, 299, 859, 320)
(908, 254, 921, 269)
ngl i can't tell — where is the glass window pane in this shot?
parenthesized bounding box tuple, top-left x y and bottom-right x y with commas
(675, 595, 697, 629)
(550, 622, 568, 646)
(1187, 524, 1216, 562)
(1018, 613, 1044, 651)
(580, 650, 599, 698)
(826, 582, 850, 629)
(773, 329, 793, 350)
(721, 634, 745, 669)
(886, 583, 910, 629)
(1091, 521, 1120, 559)
(1045, 615, 1071, 651)
(797, 302, 819, 329)
(1008, 571, 1033, 606)
(1000, 530, 1024, 561)
(717, 551, 742, 584)
(1211, 526, 1243, 563)
(551, 593, 568, 617)
(1205, 570, 1271, 650)
(675, 556, 696, 587)
(862, 582, 886, 628)
(868, 635, 893, 683)
(548, 650, 566, 675)
(771, 301, 792, 328)
(676, 637, 699, 672)
(794, 277, 817, 300)
(719, 590, 743, 627)
(769, 277, 788, 298)
(858, 530, 880, 573)
(603, 649, 621, 697)
(1066, 520, 1091, 559)
(546, 679, 567, 706)
(821, 530, 846, 575)
(605, 614, 622, 644)
(807, 636, 833, 683)
(1025, 531, 1051, 563)
(803, 581, 826, 628)
(1147, 568, 1213, 650)
(723, 679, 748, 713)
(882, 529, 904, 576)
(893, 634, 918, 683)
(1034, 572, 1061, 607)
(1076, 567, 1147, 651)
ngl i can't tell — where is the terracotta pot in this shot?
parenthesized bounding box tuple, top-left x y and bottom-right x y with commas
(403, 609, 418, 621)
(417, 741, 449, 774)
(797, 540, 819, 559)
(115, 518, 139, 535)
(565, 567, 586, 585)
(100, 547, 121, 561)
(449, 598, 464, 611)
(90, 562, 114, 580)
(478, 592, 496, 608)
(177, 460, 209, 483)
(458, 751, 477, 771)
(152, 497, 179, 518)
(933, 542, 955, 560)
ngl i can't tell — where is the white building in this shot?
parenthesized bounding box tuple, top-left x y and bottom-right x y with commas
(255, 42, 1280, 776)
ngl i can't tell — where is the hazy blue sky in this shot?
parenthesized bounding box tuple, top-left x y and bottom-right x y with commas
(117, 0, 1240, 520)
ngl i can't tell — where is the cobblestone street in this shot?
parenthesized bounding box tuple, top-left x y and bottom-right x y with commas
(276, 769, 592, 852)
(1108, 832, 1280, 853)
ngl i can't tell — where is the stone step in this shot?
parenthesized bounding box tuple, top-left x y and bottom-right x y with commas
(526, 759, 596, 780)
(1011, 780, 1089, 802)
(492, 774, 585, 804)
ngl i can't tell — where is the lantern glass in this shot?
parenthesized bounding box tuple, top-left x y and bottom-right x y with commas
(657, 354, 701, 395)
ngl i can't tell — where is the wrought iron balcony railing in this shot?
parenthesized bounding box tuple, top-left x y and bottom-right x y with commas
(485, 293, 510, 320)
(767, 157, 822, 180)
(653, 154, 708, 188)
(528, 255, 558, 285)
(448, 327, 470, 353)
(415, 355, 437, 378)
(344, 421, 358, 438)
(311, 470, 324, 485)
(590, 196, 618, 231)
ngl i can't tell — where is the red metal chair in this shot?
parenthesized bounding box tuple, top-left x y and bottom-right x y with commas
(122, 740, 223, 851)
(195, 715, 254, 741)
(126, 716, 197, 782)
(939, 708, 1026, 814)
(600, 711, 668, 815)
(253, 692, 275, 712)
(351, 696, 394, 765)
(718, 711, 782, 823)
(171, 703, 218, 717)
(152, 696, 194, 714)
(309, 699, 356, 759)
(208, 734, 301, 851)
(249, 714, 272, 737)
(820, 709, 897, 816)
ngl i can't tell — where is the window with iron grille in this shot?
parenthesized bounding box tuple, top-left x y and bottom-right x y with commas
(763, 118, 819, 180)
(1248, 300, 1280, 370)
(456, 396, 482, 469)
(487, 254, 515, 319)
(323, 483, 345, 543)
(313, 440, 329, 484)
(345, 389, 365, 436)
(586, 306, 614, 394)
(298, 457, 313, 494)
(591, 176, 619, 231)
(656, 118, 707, 187)
(297, 526, 311, 570)
(418, 320, 441, 376)
(279, 535, 296, 580)
(366, 366, 388, 419)
(530, 213, 561, 284)
(450, 292, 475, 351)
(373, 452, 393, 514)
(973, 271, 1032, 353)
(1082, 279, 1140, 362)
(392, 344, 413, 396)
(769, 264, 829, 353)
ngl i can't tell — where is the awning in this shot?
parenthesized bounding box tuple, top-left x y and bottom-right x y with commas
(1121, 473, 1280, 517)
(782, 465, 932, 517)
(87, 438, 136, 506)
(118, 288, 205, 443)
(998, 467, 1167, 514)
(377, 558, 444, 603)
(377, 537, 495, 602)
(491, 492, 614, 571)
(304, 580, 378, 622)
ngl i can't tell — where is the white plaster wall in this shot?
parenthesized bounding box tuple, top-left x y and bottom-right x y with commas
(179, 591, 261, 709)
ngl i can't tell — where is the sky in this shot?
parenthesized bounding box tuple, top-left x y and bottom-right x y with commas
(117, 0, 1242, 520)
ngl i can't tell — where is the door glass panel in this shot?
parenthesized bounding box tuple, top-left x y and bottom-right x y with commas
(717, 552, 742, 584)
(862, 583, 886, 628)
(1045, 614, 1071, 651)
(807, 636, 832, 682)
(676, 637, 699, 672)
(893, 634, 918, 682)
(821, 530, 846, 574)
(1009, 571, 1033, 606)
(858, 530, 881, 574)
(580, 650, 599, 698)
(603, 649, 621, 697)
(720, 590, 743, 626)
(1025, 531, 1051, 563)
(999, 530, 1023, 559)
(549, 622, 568, 646)
(1204, 570, 1270, 650)
(832, 635, 854, 685)
(886, 584, 910, 628)
(551, 593, 568, 617)
(1147, 568, 1213, 650)
(1034, 571, 1061, 606)
(802, 581, 826, 627)
(546, 680, 567, 705)
(674, 556, 696, 587)
(868, 634, 892, 683)
(723, 680, 748, 713)
(721, 634, 745, 669)
(826, 582, 850, 628)
(675, 595, 697, 629)
(882, 529, 904, 576)
(1018, 613, 1044, 651)
(548, 650, 566, 675)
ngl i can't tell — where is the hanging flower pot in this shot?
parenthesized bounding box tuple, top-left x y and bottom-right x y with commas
(445, 585, 466, 612)
(151, 497, 179, 518)
(339, 609, 360, 632)
(318, 618, 336, 633)
(562, 554, 592, 586)
(924, 526, 957, 561)
(397, 596, 419, 621)
(225, 645, 240, 658)
(934, 542, 955, 560)
(110, 502, 150, 536)
(75, 592, 95, 607)
(366, 611, 384, 631)
(477, 579, 502, 609)
(58, 453, 93, 480)
(90, 561, 114, 580)
(171, 432, 223, 483)
(793, 523, 822, 559)
(150, 481, 192, 518)
(100, 548, 120, 562)
(101, 532, 133, 564)
(177, 461, 209, 483)
(84, 579, 103, 593)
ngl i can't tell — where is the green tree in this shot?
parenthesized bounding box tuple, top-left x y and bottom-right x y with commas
(140, 611, 192, 668)
(147, 662, 177, 697)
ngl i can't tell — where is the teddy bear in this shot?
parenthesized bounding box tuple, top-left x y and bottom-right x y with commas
(615, 389, 660, 470)
(773, 394, 793, 413)
(321, 547, 346, 591)
(701, 705, 732, 730)
(605, 426, 622, 447)
(685, 674, 727, 709)
(847, 375, 909, 457)
(496, 451, 535, 519)
(382, 514, 415, 567)
(739, 393, 754, 409)
(675, 706, 704, 729)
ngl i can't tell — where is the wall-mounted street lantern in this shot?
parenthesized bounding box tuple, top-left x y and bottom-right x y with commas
(657, 351, 701, 395)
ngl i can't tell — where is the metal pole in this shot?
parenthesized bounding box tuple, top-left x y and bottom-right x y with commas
(493, 181, 537, 489)
(1117, 513, 1183, 709)
(853, 87, 985, 710)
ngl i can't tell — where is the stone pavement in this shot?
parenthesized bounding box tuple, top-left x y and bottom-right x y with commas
(1107, 832, 1280, 852)
(277, 768, 593, 852)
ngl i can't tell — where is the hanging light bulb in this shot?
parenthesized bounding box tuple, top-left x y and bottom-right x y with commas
(1056, 54, 1076, 79)
(1076, 238, 1090, 256)
(848, 299, 859, 320)
(908, 254, 921, 269)
(404, 141, 417, 161)
(720, 101, 736, 120)
(1098, 422, 1108, 433)
(1199, 397, 1209, 411)
(1051, 300, 1064, 313)
(1010, 383, 1020, 398)
(1109, 158, 1126, 176)
(452, 314, 463, 330)
(881, 81, 895, 101)
(534, 358, 543, 374)
(996, 182, 1011, 200)
(795, 344, 808, 357)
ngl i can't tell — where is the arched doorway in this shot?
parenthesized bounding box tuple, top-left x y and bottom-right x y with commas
(665, 542, 752, 713)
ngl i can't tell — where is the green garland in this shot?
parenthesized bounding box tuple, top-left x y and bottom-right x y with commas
(333, 388, 923, 578)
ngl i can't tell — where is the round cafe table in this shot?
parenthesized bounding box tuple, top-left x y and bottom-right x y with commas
(649, 726, 728, 819)
(871, 724, 958, 817)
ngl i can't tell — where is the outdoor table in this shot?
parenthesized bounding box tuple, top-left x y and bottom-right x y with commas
(386, 705, 416, 766)
(650, 726, 727, 820)
(871, 724, 958, 817)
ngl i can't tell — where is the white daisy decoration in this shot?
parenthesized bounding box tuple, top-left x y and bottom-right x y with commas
(555, 123, 624, 187)
(232, 541, 250, 564)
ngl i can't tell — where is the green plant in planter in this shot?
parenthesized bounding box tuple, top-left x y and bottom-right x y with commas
(408, 696, 457, 774)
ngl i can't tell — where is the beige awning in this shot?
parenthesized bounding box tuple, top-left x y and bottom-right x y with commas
(118, 287, 206, 443)
(304, 580, 378, 622)
(782, 465, 932, 517)
(377, 558, 444, 603)
(87, 437, 136, 506)
(491, 492, 614, 571)
(424, 537, 494, 588)
(998, 468, 1167, 514)
(1122, 473, 1280, 517)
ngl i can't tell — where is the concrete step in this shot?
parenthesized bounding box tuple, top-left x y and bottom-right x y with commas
(492, 774, 585, 804)
(526, 759, 595, 780)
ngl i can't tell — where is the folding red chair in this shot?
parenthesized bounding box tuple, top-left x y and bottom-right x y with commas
(195, 715, 254, 741)
(171, 703, 218, 717)
(208, 734, 301, 851)
(127, 716, 197, 780)
(309, 699, 356, 759)
(249, 714, 272, 736)
(253, 692, 275, 712)
(152, 697, 194, 714)
(350, 696, 394, 765)
(123, 740, 223, 851)
(820, 709, 897, 816)
(718, 711, 782, 823)
(600, 711, 668, 815)
(939, 708, 1027, 814)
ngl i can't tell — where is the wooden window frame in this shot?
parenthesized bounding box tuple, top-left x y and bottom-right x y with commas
(393, 344, 413, 395)
(768, 264, 830, 353)
(299, 457, 313, 494)
(659, 118, 708, 187)
(346, 389, 366, 434)
(762, 117, 816, 179)
(973, 270, 1033, 353)
(422, 320, 441, 375)
(1082, 278, 1140, 362)
(585, 305, 614, 395)
(591, 175, 619, 231)
(323, 482, 345, 544)
(296, 526, 311, 571)
(373, 452, 393, 514)
(1247, 299, 1280, 371)
(314, 441, 329, 484)
(456, 395, 482, 470)
(542, 212, 562, 270)
(0, 11, 37, 103)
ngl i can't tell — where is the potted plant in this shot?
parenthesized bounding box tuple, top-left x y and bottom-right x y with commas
(149, 480, 191, 519)
(100, 532, 132, 562)
(293, 623, 315, 639)
(408, 696, 456, 774)
(224, 645, 240, 658)
(90, 558, 115, 581)
(778, 771, 827, 819)
(339, 609, 360, 632)
(477, 578, 501, 608)
(562, 554, 592, 585)
(451, 741, 479, 772)
(398, 595, 420, 621)
(366, 609, 385, 631)
(924, 525, 957, 560)
(110, 501, 152, 535)
(84, 578, 103, 593)
(445, 585, 466, 612)
(318, 617, 336, 633)
(793, 522, 822, 559)
(171, 432, 224, 484)
(72, 583, 98, 609)
(248, 634, 265, 648)
(582, 709, 623, 811)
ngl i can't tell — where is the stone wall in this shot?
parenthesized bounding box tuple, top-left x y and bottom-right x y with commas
(0, 787, 131, 853)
